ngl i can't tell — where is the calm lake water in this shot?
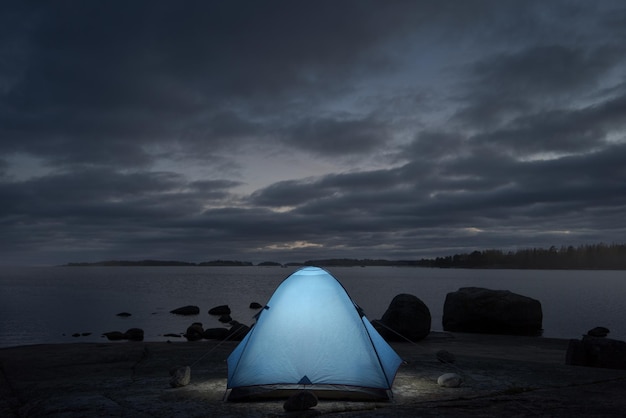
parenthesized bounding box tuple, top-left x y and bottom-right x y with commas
(1, 266, 625, 348)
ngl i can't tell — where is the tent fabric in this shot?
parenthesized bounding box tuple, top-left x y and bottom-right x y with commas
(226, 266, 403, 401)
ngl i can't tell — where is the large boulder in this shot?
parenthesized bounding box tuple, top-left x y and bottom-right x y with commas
(566, 336, 626, 369)
(442, 287, 542, 336)
(373, 294, 431, 342)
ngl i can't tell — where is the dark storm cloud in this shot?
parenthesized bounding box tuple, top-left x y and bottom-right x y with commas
(469, 93, 626, 157)
(249, 140, 626, 237)
(0, 167, 242, 226)
(401, 131, 467, 162)
(455, 44, 626, 129)
(0, 0, 426, 167)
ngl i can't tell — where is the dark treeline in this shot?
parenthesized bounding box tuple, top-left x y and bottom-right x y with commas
(416, 243, 626, 269)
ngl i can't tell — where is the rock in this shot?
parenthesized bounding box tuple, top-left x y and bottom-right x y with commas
(373, 294, 431, 342)
(249, 302, 263, 309)
(587, 326, 610, 337)
(116, 312, 132, 317)
(208, 305, 231, 315)
(218, 314, 232, 323)
(124, 328, 144, 341)
(163, 333, 182, 338)
(203, 328, 230, 340)
(102, 331, 126, 341)
(184, 323, 204, 341)
(72, 333, 80, 337)
(437, 373, 463, 388)
(283, 390, 318, 411)
(170, 305, 200, 316)
(169, 366, 191, 388)
(227, 321, 251, 341)
(566, 336, 626, 369)
(442, 287, 543, 336)
(436, 350, 456, 364)
(81, 332, 91, 337)
(102, 329, 143, 341)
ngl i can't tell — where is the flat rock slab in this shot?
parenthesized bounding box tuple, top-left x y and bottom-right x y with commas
(2, 333, 626, 417)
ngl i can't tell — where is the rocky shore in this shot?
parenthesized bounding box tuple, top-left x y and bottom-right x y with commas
(2, 332, 626, 417)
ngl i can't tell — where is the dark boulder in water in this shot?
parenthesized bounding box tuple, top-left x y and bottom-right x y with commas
(249, 302, 263, 309)
(587, 326, 610, 337)
(170, 305, 200, 316)
(102, 329, 143, 341)
(442, 287, 542, 336)
(203, 327, 229, 340)
(208, 305, 231, 315)
(218, 314, 232, 323)
(124, 328, 144, 341)
(185, 323, 204, 341)
(102, 331, 126, 341)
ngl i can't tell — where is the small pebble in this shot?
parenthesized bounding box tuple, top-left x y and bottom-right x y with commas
(169, 366, 191, 388)
(437, 373, 463, 388)
(283, 390, 318, 411)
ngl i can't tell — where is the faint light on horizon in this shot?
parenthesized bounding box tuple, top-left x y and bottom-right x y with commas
(268, 206, 296, 213)
(260, 241, 323, 250)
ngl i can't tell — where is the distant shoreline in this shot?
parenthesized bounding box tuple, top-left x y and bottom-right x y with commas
(63, 242, 626, 269)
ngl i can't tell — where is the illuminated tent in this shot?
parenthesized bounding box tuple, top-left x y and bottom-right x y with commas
(226, 266, 403, 401)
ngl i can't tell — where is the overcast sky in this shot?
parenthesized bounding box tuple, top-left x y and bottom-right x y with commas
(2, 1, 626, 265)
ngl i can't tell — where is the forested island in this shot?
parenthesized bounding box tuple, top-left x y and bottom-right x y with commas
(413, 243, 626, 269)
(63, 243, 626, 270)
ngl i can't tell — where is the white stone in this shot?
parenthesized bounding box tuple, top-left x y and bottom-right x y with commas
(437, 372, 463, 388)
(169, 366, 191, 388)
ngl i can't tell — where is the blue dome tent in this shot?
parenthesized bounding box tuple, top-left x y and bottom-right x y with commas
(226, 266, 403, 401)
